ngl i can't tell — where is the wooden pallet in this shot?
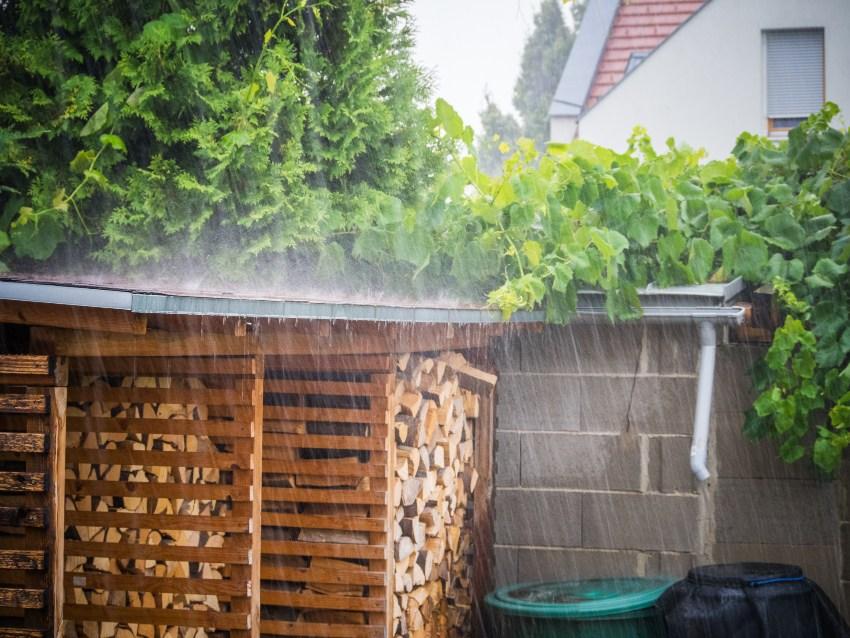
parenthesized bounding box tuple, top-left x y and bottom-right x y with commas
(259, 357, 394, 638)
(63, 355, 263, 638)
(0, 355, 67, 637)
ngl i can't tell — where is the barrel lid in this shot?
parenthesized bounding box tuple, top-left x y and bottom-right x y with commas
(486, 578, 673, 619)
(687, 563, 804, 587)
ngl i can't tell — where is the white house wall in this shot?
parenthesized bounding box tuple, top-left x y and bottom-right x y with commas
(577, 0, 850, 158)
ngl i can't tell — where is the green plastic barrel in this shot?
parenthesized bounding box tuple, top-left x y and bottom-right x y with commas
(485, 577, 672, 638)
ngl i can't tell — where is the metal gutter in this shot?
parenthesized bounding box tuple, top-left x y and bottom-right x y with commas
(0, 278, 746, 325)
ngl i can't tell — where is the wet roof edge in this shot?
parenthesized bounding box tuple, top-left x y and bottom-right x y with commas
(0, 278, 746, 325)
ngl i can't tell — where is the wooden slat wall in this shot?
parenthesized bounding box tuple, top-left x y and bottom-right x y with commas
(63, 356, 262, 638)
(0, 355, 66, 637)
(259, 357, 394, 638)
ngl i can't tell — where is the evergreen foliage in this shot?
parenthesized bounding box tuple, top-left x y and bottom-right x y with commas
(0, 0, 441, 270)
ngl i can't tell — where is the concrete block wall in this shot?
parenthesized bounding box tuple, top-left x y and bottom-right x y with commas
(492, 323, 845, 610)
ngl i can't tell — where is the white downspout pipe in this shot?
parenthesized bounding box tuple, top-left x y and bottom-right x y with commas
(690, 321, 717, 481)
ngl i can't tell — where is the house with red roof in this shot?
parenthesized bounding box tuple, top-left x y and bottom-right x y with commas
(550, 0, 850, 156)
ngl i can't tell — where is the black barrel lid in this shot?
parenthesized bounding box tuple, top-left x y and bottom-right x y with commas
(687, 563, 804, 587)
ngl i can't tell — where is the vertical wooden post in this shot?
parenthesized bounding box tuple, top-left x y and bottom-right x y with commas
(49, 357, 68, 637)
(250, 354, 264, 636)
(383, 373, 397, 638)
(229, 353, 263, 638)
(471, 385, 496, 638)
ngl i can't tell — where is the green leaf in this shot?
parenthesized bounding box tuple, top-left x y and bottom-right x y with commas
(435, 98, 464, 139)
(626, 213, 659, 248)
(722, 229, 768, 281)
(688, 238, 714, 281)
(264, 70, 277, 94)
(99, 134, 126, 153)
(10, 212, 65, 260)
(70, 150, 96, 174)
(522, 240, 542, 267)
(763, 212, 805, 250)
(79, 102, 109, 136)
(826, 179, 850, 217)
(0, 231, 10, 252)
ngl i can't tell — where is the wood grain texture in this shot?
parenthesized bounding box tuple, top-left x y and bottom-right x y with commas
(0, 550, 45, 570)
(0, 433, 45, 453)
(0, 355, 50, 376)
(0, 395, 47, 415)
(0, 472, 45, 492)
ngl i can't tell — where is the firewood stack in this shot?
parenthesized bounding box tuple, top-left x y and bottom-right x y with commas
(65, 375, 225, 638)
(391, 352, 494, 638)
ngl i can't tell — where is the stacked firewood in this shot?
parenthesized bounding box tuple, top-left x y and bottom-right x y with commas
(391, 352, 494, 638)
(65, 376, 219, 638)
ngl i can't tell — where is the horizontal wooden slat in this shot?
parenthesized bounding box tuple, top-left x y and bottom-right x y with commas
(260, 620, 383, 638)
(262, 459, 384, 478)
(65, 541, 250, 565)
(70, 356, 256, 377)
(262, 433, 383, 451)
(0, 433, 45, 454)
(68, 386, 254, 406)
(263, 406, 385, 424)
(0, 628, 45, 638)
(0, 395, 46, 415)
(63, 604, 249, 630)
(261, 488, 384, 506)
(264, 355, 393, 373)
(52, 330, 254, 357)
(261, 513, 385, 533)
(66, 479, 251, 501)
(1, 301, 145, 335)
(0, 550, 44, 570)
(263, 379, 390, 398)
(0, 588, 43, 609)
(0, 356, 50, 377)
(0, 507, 45, 528)
(261, 541, 385, 561)
(262, 590, 384, 612)
(65, 511, 250, 533)
(64, 573, 249, 597)
(66, 449, 250, 470)
(260, 565, 385, 588)
(0, 473, 44, 493)
(67, 417, 253, 438)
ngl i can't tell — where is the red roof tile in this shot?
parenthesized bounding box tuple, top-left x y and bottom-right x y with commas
(585, 0, 705, 109)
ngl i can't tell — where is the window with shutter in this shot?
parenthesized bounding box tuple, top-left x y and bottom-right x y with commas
(764, 28, 824, 133)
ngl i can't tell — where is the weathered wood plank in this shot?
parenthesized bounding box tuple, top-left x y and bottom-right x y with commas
(0, 395, 47, 415)
(260, 565, 385, 588)
(67, 416, 253, 438)
(0, 433, 46, 454)
(0, 506, 45, 528)
(0, 473, 45, 492)
(263, 406, 385, 424)
(65, 479, 250, 501)
(62, 604, 249, 630)
(68, 386, 253, 406)
(0, 588, 43, 609)
(261, 488, 384, 506)
(261, 541, 385, 561)
(262, 433, 384, 451)
(65, 511, 251, 533)
(66, 448, 251, 470)
(260, 512, 385, 533)
(259, 620, 383, 638)
(0, 301, 146, 335)
(0, 550, 45, 570)
(65, 541, 250, 564)
(262, 591, 384, 612)
(70, 356, 256, 377)
(263, 379, 391, 398)
(262, 459, 384, 478)
(0, 628, 45, 638)
(0, 355, 50, 376)
(63, 572, 249, 597)
(264, 355, 393, 373)
(50, 329, 255, 357)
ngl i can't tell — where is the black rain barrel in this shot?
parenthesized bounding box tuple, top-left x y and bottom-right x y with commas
(657, 563, 850, 638)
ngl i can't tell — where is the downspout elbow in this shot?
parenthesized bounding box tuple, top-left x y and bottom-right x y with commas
(690, 321, 717, 481)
